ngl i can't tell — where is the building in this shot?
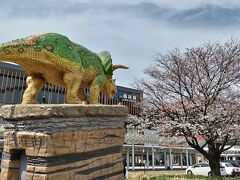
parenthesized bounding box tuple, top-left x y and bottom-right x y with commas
(0, 62, 239, 171)
(123, 126, 240, 170)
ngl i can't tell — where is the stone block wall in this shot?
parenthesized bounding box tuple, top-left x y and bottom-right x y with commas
(0, 104, 127, 180)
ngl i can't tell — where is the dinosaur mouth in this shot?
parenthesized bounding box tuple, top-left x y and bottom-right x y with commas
(111, 90, 116, 96)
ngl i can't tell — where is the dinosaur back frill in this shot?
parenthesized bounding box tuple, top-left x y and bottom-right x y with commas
(97, 51, 113, 76)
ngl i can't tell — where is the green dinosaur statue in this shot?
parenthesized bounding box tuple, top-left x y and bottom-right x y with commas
(0, 33, 128, 104)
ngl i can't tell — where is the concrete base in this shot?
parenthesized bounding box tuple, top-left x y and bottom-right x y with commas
(0, 104, 127, 180)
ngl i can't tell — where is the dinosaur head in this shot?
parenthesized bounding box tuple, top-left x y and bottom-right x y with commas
(98, 51, 129, 98)
(101, 76, 118, 98)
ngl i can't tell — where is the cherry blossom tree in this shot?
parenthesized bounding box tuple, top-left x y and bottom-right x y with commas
(135, 40, 240, 176)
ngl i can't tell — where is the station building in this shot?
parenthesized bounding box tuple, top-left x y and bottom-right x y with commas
(123, 127, 240, 170)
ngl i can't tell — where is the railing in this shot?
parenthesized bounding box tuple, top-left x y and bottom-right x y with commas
(0, 68, 141, 115)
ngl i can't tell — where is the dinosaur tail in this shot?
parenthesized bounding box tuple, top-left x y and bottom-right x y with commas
(0, 43, 29, 65)
(0, 42, 80, 74)
(0, 36, 40, 65)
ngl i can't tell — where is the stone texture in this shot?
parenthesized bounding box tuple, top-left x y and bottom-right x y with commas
(3, 116, 126, 134)
(0, 104, 127, 120)
(1, 169, 20, 180)
(0, 104, 127, 180)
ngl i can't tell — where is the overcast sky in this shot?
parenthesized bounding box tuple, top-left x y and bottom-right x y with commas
(1, 0, 240, 88)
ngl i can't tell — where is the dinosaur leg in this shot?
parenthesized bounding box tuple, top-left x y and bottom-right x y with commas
(89, 84, 100, 104)
(22, 75, 45, 104)
(89, 76, 105, 104)
(63, 72, 82, 104)
(77, 86, 85, 103)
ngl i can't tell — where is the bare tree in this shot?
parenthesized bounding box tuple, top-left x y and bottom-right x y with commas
(136, 40, 240, 176)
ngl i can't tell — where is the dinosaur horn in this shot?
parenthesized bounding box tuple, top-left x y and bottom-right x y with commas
(112, 65, 129, 71)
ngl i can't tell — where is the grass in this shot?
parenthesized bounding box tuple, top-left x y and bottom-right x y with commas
(127, 172, 237, 180)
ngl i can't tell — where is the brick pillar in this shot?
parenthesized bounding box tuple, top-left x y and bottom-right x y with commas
(0, 104, 127, 180)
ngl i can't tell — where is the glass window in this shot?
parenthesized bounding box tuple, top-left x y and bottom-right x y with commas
(225, 163, 233, 167)
(37, 92, 45, 104)
(193, 164, 201, 168)
(13, 90, 21, 103)
(50, 92, 59, 104)
(58, 94, 65, 104)
(201, 163, 209, 167)
(0, 76, 4, 103)
(4, 73, 13, 103)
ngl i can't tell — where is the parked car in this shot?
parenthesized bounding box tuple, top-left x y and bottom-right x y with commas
(222, 160, 240, 167)
(185, 163, 226, 176)
(220, 162, 240, 177)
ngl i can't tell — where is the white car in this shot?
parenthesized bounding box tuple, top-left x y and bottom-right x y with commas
(220, 162, 240, 177)
(186, 163, 226, 176)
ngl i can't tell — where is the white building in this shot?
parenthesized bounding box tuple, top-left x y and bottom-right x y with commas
(123, 127, 240, 170)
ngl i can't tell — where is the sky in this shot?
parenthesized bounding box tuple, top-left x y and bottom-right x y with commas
(1, 0, 240, 88)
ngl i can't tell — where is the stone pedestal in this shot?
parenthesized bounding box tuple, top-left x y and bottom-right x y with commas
(0, 104, 127, 180)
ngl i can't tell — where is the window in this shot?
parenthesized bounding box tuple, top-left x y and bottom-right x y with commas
(128, 94, 132, 99)
(224, 163, 233, 167)
(193, 164, 201, 168)
(201, 164, 209, 167)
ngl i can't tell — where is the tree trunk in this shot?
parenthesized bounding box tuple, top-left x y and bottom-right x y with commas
(207, 144, 221, 176)
(208, 157, 221, 176)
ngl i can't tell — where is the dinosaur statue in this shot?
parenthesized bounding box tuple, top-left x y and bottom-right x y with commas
(0, 33, 128, 104)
